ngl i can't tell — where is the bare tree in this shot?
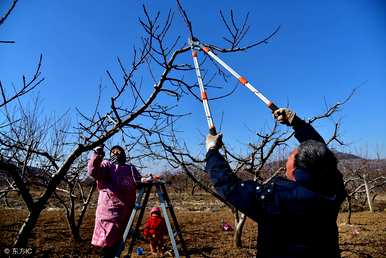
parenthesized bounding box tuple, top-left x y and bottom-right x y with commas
(1, 2, 246, 248)
(341, 159, 386, 224)
(0, 0, 45, 207)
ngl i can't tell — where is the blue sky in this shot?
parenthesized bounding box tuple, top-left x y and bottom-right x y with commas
(1, 0, 385, 162)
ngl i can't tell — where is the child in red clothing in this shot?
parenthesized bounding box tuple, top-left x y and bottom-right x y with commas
(143, 207, 167, 256)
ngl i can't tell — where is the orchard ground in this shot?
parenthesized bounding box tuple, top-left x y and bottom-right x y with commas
(1, 192, 385, 258)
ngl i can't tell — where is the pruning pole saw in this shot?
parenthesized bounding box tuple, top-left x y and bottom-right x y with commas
(189, 37, 279, 135)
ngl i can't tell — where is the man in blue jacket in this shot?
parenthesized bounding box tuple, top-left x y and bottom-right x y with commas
(205, 108, 346, 258)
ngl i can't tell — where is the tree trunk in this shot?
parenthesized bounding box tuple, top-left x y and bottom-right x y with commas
(67, 210, 81, 242)
(67, 198, 82, 242)
(71, 224, 81, 242)
(74, 183, 96, 241)
(14, 206, 43, 247)
(233, 209, 247, 248)
(191, 184, 198, 196)
(363, 175, 373, 212)
(346, 195, 352, 224)
(64, 182, 96, 242)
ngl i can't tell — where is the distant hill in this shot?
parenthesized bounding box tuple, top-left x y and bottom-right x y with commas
(333, 151, 363, 160)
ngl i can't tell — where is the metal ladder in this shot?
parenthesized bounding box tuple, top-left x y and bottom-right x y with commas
(115, 180, 189, 258)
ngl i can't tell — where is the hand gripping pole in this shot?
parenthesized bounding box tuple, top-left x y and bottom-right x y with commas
(196, 42, 279, 112)
(190, 39, 217, 135)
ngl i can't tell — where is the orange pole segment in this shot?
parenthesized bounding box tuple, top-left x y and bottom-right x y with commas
(192, 51, 198, 57)
(203, 47, 210, 53)
(267, 101, 278, 111)
(239, 76, 248, 85)
(201, 91, 208, 100)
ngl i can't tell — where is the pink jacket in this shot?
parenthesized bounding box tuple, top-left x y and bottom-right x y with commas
(88, 153, 141, 248)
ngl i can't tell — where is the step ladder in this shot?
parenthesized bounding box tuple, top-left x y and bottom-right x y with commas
(115, 180, 189, 258)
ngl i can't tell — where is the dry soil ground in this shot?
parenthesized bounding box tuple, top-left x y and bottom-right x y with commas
(0, 192, 385, 258)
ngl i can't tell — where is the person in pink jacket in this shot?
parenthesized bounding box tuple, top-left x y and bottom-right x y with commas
(88, 145, 141, 258)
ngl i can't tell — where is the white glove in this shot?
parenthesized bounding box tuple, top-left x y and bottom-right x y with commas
(141, 175, 153, 183)
(93, 145, 105, 158)
(206, 133, 223, 151)
(273, 108, 296, 126)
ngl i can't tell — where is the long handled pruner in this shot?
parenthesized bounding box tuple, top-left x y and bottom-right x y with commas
(189, 38, 218, 136)
(190, 38, 231, 159)
(190, 38, 279, 113)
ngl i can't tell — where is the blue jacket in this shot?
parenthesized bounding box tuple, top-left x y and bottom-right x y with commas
(205, 117, 346, 258)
